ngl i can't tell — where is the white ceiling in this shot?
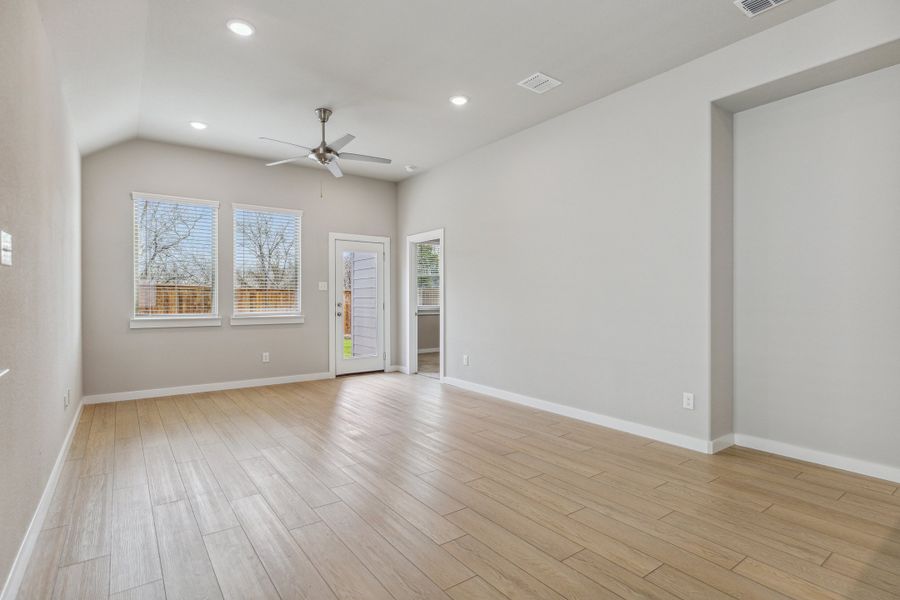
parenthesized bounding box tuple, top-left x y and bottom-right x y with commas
(38, 0, 836, 181)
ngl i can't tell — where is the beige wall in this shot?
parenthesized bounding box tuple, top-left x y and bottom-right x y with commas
(0, 0, 82, 589)
(397, 0, 900, 444)
(734, 63, 900, 468)
(417, 314, 440, 351)
(82, 140, 397, 395)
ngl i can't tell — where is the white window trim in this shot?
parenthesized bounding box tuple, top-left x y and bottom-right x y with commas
(232, 203, 303, 322)
(130, 316, 222, 329)
(131, 192, 221, 327)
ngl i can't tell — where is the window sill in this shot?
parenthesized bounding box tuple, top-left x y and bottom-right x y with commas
(417, 307, 440, 315)
(230, 314, 305, 326)
(130, 316, 222, 329)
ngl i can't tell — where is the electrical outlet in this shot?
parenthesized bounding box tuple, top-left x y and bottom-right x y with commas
(318, 281, 328, 291)
(262, 352, 270, 363)
(64, 388, 71, 409)
(462, 354, 470, 366)
(682, 392, 694, 410)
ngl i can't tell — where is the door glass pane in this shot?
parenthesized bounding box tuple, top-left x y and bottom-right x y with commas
(342, 250, 378, 359)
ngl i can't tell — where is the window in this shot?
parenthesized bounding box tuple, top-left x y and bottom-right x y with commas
(132, 193, 219, 326)
(416, 241, 440, 310)
(233, 204, 302, 322)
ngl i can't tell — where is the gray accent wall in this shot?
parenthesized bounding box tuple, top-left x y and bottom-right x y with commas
(397, 0, 900, 444)
(82, 140, 397, 396)
(734, 63, 900, 467)
(0, 0, 82, 589)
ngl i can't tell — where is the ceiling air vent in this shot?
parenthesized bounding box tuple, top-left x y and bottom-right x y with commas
(734, 0, 793, 17)
(517, 72, 562, 94)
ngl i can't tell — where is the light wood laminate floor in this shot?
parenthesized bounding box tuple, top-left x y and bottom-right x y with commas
(20, 373, 900, 599)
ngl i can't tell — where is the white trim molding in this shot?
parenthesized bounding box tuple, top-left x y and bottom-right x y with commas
(710, 433, 735, 453)
(442, 376, 716, 454)
(83, 372, 333, 404)
(407, 228, 445, 379)
(328, 232, 392, 378)
(130, 316, 222, 329)
(733, 434, 900, 484)
(1, 403, 83, 600)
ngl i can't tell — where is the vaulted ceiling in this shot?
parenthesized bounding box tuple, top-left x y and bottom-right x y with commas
(38, 0, 835, 181)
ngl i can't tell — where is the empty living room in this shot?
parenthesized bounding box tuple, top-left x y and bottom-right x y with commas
(3, 0, 900, 598)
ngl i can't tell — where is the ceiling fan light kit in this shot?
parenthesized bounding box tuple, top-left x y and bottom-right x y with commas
(260, 107, 391, 178)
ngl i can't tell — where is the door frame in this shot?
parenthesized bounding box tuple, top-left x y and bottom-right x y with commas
(407, 228, 444, 379)
(328, 232, 392, 377)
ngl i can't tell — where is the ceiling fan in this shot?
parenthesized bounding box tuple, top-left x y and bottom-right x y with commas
(260, 107, 391, 178)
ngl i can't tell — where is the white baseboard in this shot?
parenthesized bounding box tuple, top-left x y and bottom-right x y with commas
(385, 365, 410, 374)
(417, 348, 439, 354)
(733, 434, 900, 484)
(83, 372, 334, 404)
(441, 376, 715, 454)
(710, 433, 735, 453)
(1, 402, 83, 600)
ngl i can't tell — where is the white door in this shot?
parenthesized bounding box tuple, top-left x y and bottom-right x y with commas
(335, 239, 385, 375)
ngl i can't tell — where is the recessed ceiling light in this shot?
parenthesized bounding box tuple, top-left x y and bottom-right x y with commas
(226, 19, 255, 37)
(404, 165, 418, 172)
(189, 121, 208, 130)
(449, 95, 469, 106)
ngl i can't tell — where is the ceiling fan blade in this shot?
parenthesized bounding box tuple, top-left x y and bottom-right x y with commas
(329, 133, 355, 151)
(326, 160, 343, 178)
(339, 152, 391, 164)
(259, 137, 313, 152)
(266, 155, 307, 167)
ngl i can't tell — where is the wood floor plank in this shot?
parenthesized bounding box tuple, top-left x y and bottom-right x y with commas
(109, 484, 162, 594)
(18, 526, 67, 600)
(109, 580, 166, 600)
(153, 499, 222, 600)
(316, 500, 450, 599)
(178, 458, 239, 534)
(260, 445, 338, 507)
(332, 482, 474, 589)
(240, 456, 320, 529)
(143, 443, 186, 505)
(447, 507, 621, 599)
(204, 526, 280, 600)
(446, 577, 509, 600)
(52, 556, 110, 600)
(60, 473, 112, 566)
(444, 535, 565, 600)
(291, 521, 395, 600)
(231, 494, 336, 600)
(41, 374, 900, 599)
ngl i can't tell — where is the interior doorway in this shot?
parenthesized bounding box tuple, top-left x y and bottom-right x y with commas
(329, 233, 391, 377)
(407, 229, 444, 379)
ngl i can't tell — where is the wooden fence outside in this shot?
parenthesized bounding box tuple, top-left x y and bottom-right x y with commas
(136, 284, 297, 315)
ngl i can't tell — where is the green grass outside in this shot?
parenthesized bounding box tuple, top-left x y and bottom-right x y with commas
(343, 336, 352, 358)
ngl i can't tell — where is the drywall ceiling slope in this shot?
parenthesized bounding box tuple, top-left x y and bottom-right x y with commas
(38, 0, 836, 181)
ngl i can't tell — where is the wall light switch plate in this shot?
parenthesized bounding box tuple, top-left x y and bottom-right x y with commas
(463, 354, 470, 366)
(682, 392, 694, 410)
(318, 281, 328, 291)
(1, 231, 11, 266)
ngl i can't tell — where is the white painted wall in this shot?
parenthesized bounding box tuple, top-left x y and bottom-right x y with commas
(397, 0, 900, 444)
(0, 0, 82, 589)
(82, 139, 397, 396)
(734, 64, 900, 469)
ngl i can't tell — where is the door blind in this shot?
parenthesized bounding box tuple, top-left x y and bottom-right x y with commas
(133, 193, 218, 317)
(416, 241, 440, 308)
(233, 205, 301, 315)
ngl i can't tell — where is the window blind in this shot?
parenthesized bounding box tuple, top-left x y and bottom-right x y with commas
(133, 193, 218, 317)
(233, 205, 301, 315)
(416, 241, 440, 308)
